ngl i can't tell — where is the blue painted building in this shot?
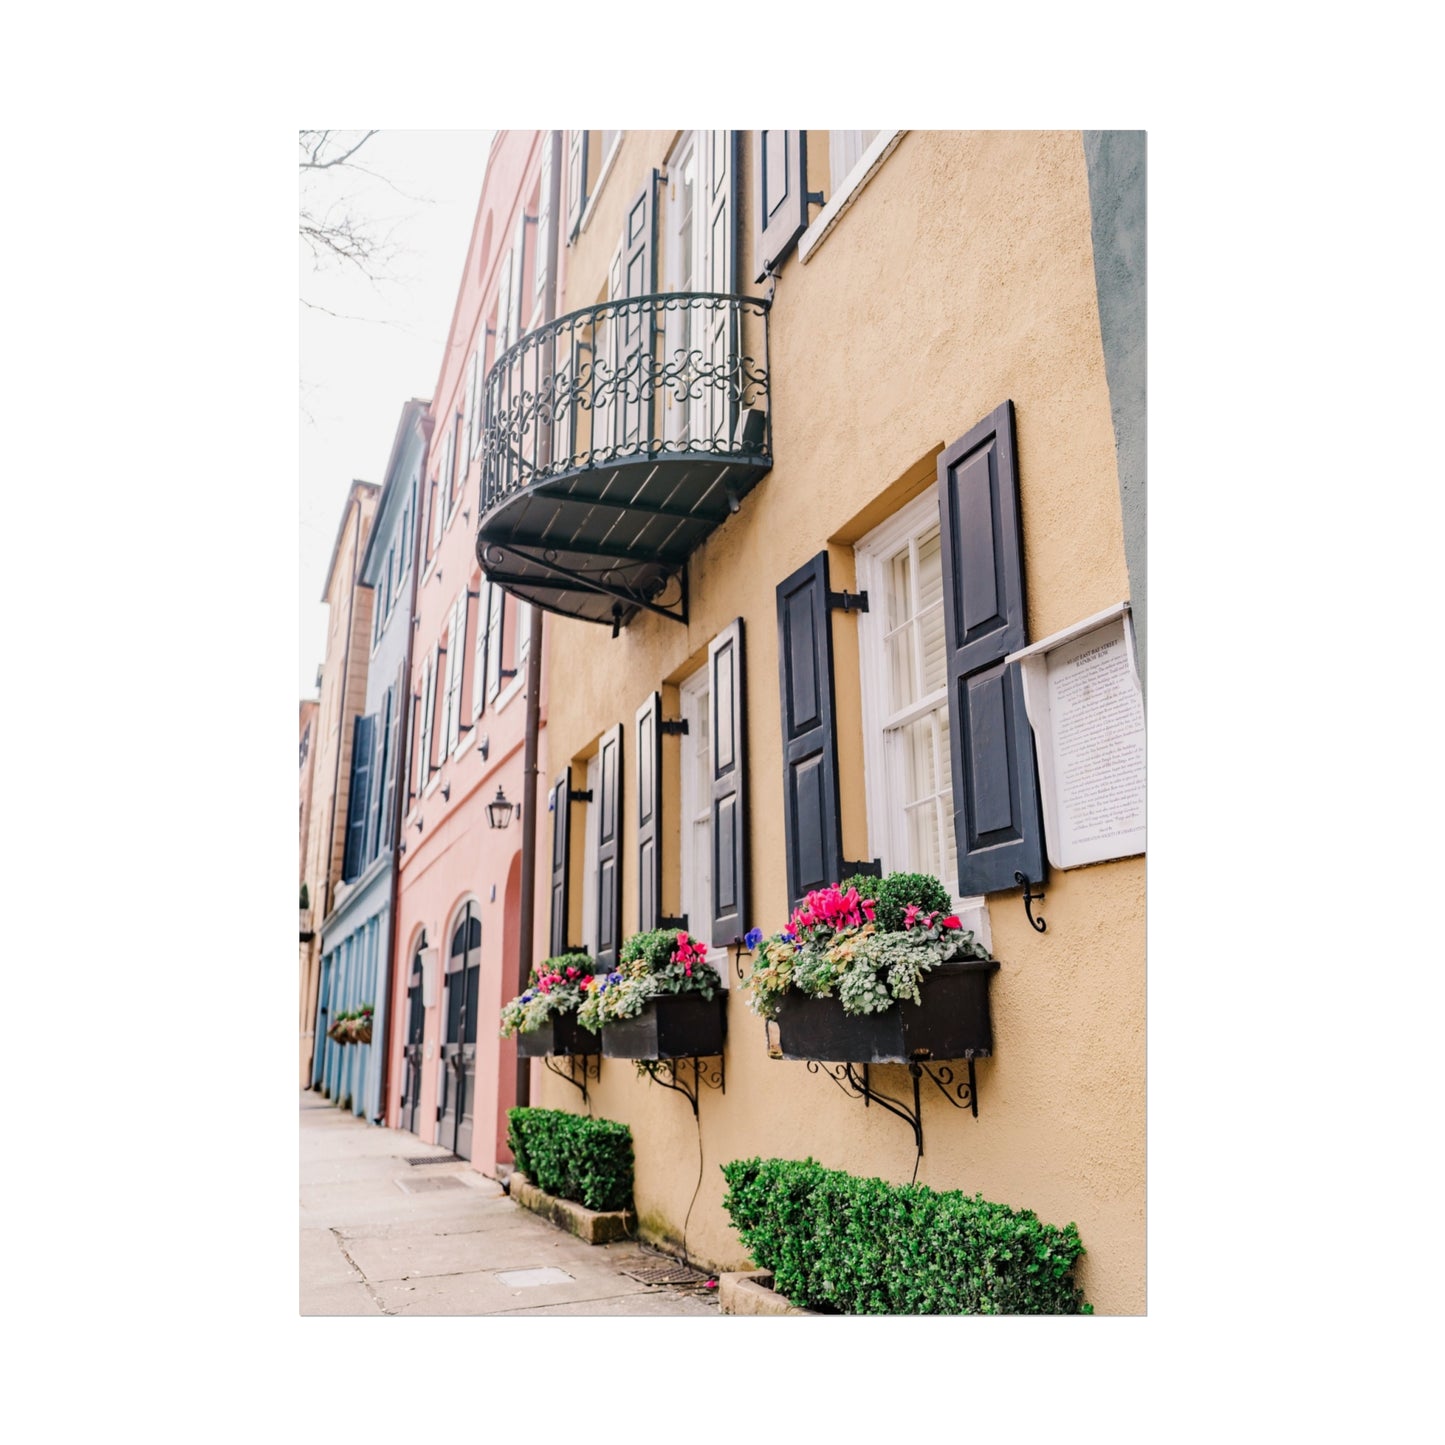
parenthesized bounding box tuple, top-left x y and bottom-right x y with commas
(314, 400, 427, 1120)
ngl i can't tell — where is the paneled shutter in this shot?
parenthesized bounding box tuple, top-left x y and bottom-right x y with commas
(549, 769, 572, 956)
(608, 174, 657, 454)
(936, 399, 1046, 894)
(710, 618, 749, 945)
(703, 132, 739, 443)
(566, 130, 589, 241)
(753, 130, 809, 282)
(343, 714, 375, 881)
(635, 692, 661, 933)
(594, 724, 624, 969)
(776, 553, 844, 908)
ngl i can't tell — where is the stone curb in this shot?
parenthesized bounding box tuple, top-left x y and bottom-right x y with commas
(509, 1173, 636, 1245)
(718, 1270, 815, 1316)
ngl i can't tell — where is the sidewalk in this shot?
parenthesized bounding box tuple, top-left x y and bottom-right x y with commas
(299, 1093, 719, 1317)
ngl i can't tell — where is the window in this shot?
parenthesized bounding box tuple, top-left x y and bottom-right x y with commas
(472, 579, 492, 718)
(855, 492, 989, 940)
(442, 591, 468, 756)
(533, 140, 553, 309)
(416, 650, 436, 789)
(484, 582, 506, 704)
(463, 354, 478, 474)
(514, 595, 533, 672)
(828, 130, 881, 191)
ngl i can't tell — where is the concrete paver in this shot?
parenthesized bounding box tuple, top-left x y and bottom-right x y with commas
(300, 1091, 720, 1318)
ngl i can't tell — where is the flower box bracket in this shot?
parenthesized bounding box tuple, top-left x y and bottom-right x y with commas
(803, 1056, 981, 1182)
(637, 1054, 724, 1117)
(540, 1051, 600, 1106)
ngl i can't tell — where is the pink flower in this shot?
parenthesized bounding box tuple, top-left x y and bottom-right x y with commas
(862, 898, 876, 921)
(904, 903, 921, 929)
(942, 916, 961, 930)
(566, 966, 577, 979)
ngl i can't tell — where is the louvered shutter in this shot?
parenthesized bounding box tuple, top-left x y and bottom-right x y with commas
(549, 769, 573, 956)
(535, 138, 553, 302)
(753, 130, 810, 282)
(380, 679, 400, 848)
(343, 714, 375, 881)
(464, 354, 478, 470)
(364, 688, 391, 865)
(566, 129, 589, 241)
(636, 692, 661, 933)
(479, 578, 497, 719)
(485, 584, 506, 702)
(777, 552, 844, 908)
(430, 472, 444, 551)
(937, 400, 1046, 894)
(710, 618, 749, 946)
(445, 593, 466, 754)
(418, 651, 436, 782)
(594, 724, 624, 969)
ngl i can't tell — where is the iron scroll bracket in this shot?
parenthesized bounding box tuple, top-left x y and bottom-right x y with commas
(541, 1052, 600, 1108)
(638, 1055, 724, 1117)
(804, 1057, 981, 1184)
(1014, 872, 1047, 932)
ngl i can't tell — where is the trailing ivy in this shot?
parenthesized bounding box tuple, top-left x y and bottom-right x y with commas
(720, 1157, 1092, 1315)
(506, 1107, 634, 1213)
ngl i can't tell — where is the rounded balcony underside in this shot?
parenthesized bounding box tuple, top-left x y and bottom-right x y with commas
(476, 450, 772, 628)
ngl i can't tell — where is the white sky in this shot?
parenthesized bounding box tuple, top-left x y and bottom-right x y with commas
(299, 129, 493, 696)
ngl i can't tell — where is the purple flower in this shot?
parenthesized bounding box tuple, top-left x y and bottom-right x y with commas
(744, 927, 763, 951)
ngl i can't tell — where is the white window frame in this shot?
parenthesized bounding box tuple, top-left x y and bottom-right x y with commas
(577, 130, 624, 238)
(678, 665, 727, 980)
(799, 129, 905, 266)
(854, 488, 991, 950)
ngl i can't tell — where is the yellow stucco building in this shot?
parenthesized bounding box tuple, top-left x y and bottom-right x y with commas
(477, 130, 1146, 1313)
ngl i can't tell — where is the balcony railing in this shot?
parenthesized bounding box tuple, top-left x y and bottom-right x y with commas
(480, 291, 771, 512)
(475, 292, 773, 630)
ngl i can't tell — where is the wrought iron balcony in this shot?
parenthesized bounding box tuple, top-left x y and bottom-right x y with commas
(475, 291, 772, 631)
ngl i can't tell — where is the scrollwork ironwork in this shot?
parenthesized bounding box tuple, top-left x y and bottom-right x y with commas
(636, 1054, 725, 1116)
(542, 1051, 599, 1107)
(480, 292, 771, 514)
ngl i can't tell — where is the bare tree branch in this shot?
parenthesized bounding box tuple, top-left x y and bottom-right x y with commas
(299, 129, 377, 171)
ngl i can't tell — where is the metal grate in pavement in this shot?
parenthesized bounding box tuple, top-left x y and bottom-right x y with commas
(403, 1154, 462, 1166)
(620, 1261, 711, 1286)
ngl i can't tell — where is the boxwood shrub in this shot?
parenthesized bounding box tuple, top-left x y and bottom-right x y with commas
(720, 1157, 1092, 1314)
(506, 1107, 634, 1213)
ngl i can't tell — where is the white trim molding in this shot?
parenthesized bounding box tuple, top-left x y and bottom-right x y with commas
(799, 130, 905, 265)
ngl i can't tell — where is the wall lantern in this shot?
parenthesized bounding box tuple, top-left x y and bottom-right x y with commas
(487, 786, 519, 830)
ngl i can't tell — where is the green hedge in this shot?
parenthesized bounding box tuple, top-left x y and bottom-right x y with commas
(720, 1157, 1092, 1314)
(506, 1107, 634, 1213)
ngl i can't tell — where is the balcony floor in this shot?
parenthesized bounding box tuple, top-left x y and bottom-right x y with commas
(475, 451, 772, 628)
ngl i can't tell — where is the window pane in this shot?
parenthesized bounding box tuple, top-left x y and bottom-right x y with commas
(900, 713, 938, 803)
(917, 528, 947, 696)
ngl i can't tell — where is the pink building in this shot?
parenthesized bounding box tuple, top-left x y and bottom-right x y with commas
(386, 132, 556, 1171)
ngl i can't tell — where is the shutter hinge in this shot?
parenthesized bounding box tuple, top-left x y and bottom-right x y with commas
(499, 667, 518, 680)
(659, 719, 689, 736)
(658, 914, 689, 931)
(842, 858, 882, 878)
(568, 788, 593, 803)
(828, 590, 869, 614)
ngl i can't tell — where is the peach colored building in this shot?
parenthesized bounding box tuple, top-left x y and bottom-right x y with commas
(385, 132, 556, 1170)
(300, 480, 379, 1086)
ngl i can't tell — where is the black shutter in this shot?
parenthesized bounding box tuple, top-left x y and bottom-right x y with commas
(595, 724, 624, 969)
(549, 769, 572, 957)
(342, 714, 374, 882)
(777, 553, 843, 908)
(710, 618, 749, 946)
(636, 693, 661, 934)
(379, 680, 399, 850)
(753, 130, 809, 282)
(566, 129, 589, 241)
(610, 174, 658, 454)
(937, 400, 1046, 894)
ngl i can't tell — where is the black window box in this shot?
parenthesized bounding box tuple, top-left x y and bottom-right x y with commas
(773, 960, 1000, 1063)
(515, 1011, 600, 1058)
(600, 991, 728, 1059)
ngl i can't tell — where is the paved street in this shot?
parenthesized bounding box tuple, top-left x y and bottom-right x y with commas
(299, 1092, 720, 1317)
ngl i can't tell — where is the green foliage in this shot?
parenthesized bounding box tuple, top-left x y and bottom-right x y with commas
(506, 1107, 634, 1213)
(499, 953, 598, 1037)
(744, 872, 992, 1020)
(719, 1157, 1092, 1315)
(840, 871, 951, 933)
(577, 929, 721, 1031)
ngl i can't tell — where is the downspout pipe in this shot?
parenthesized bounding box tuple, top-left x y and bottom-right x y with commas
(377, 409, 433, 1124)
(515, 130, 563, 1112)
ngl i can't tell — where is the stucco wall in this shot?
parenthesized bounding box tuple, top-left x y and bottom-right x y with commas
(535, 130, 1144, 1314)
